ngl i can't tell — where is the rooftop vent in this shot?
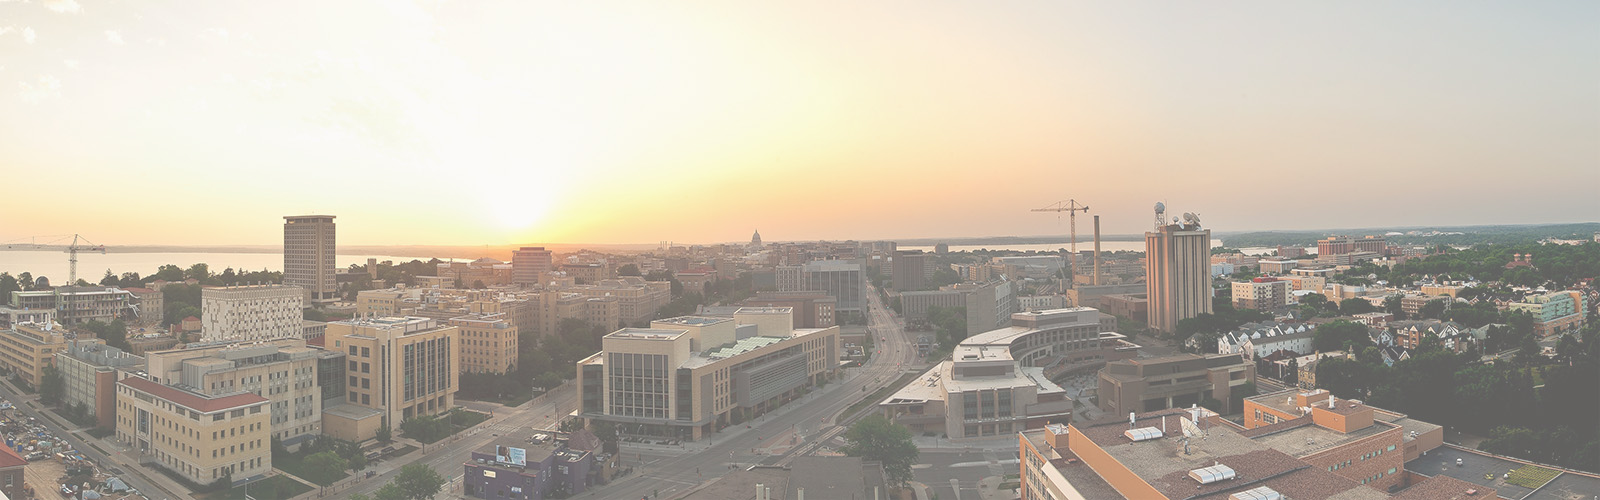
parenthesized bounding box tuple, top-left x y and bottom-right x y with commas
(1229, 486, 1282, 500)
(1123, 427, 1163, 442)
(1188, 464, 1237, 484)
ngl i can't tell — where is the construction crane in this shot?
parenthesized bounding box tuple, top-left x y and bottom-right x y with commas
(1032, 200, 1090, 276)
(1, 234, 104, 284)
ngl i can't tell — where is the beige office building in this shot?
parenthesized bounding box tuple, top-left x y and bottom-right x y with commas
(512, 247, 554, 286)
(565, 277, 671, 324)
(451, 313, 518, 374)
(0, 322, 96, 388)
(284, 215, 337, 306)
(144, 339, 323, 446)
(576, 308, 839, 441)
(1231, 278, 1291, 310)
(116, 376, 271, 485)
(1145, 221, 1213, 333)
(1097, 353, 1255, 415)
(200, 285, 306, 343)
(323, 317, 459, 437)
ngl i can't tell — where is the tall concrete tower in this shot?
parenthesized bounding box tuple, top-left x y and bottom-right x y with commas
(512, 247, 553, 287)
(284, 215, 337, 307)
(1144, 206, 1211, 333)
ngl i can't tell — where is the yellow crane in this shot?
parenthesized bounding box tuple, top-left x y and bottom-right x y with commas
(1032, 200, 1090, 274)
(2, 234, 104, 284)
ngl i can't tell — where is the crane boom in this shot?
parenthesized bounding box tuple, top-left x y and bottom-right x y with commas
(1031, 200, 1091, 273)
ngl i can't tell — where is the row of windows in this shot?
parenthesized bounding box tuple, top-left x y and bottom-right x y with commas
(1359, 468, 1397, 484)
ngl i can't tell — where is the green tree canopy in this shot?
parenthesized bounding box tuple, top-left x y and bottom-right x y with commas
(1312, 320, 1371, 353)
(839, 415, 918, 488)
(303, 451, 350, 486)
(395, 462, 446, 500)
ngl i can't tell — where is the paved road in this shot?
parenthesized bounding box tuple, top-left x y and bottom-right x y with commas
(0, 380, 172, 500)
(591, 287, 921, 500)
(340, 382, 577, 498)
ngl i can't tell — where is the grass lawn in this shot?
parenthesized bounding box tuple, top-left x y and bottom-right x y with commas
(273, 452, 350, 487)
(453, 409, 491, 428)
(1505, 464, 1560, 489)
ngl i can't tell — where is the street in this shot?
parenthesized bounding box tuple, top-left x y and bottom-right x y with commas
(0, 378, 173, 500)
(589, 286, 920, 500)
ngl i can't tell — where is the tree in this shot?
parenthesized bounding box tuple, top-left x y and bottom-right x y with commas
(471, 280, 487, 289)
(17, 272, 33, 291)
(395, 462, 446, 500)
(1314, 357, 1371, 399)
(0, 273, 18, 305)
(1300, 293, 1328, 309)
(376, 424, 392, 443)
(1383, 294, 1406, 320)
(373, 482, 406, 500)
(1419, 298, 1449, 320)
(1312, 320, 1372, 352)
(839, 415, 918, 488)
(303, 451, 350, 486)
(1515, 333, 1542, 366)
(185, 263, 212, 283)
(100, 269, 118, 286)
(1284, 358, 1300, 387)
(39, 365, 65, 405)
(617, 264, 641, 277)
(1338, 297, 1377, 315)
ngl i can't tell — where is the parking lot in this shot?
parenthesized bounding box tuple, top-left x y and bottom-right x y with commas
(1404, 445, 1600, 500)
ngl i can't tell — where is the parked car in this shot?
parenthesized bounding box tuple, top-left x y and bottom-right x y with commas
(1456, 458, 1464, 467)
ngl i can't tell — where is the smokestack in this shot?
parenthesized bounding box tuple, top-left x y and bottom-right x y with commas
(1093, 215, 1102, 286)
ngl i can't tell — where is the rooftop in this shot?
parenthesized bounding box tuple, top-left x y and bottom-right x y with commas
(604, 328, 689, 341)
(653, 316, 733, 327)
(119, 376, 268, 413)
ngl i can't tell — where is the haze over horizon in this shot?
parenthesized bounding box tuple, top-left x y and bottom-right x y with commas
(3, 1, 1596, 247)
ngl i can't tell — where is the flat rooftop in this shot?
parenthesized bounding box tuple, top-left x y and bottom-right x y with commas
(1019, 428, 1123, 499)
(735, 306, 792, 315)
(604, 328, 689, 340)
(1076, 408, 1389, 500)
(653, 316, 732, 327)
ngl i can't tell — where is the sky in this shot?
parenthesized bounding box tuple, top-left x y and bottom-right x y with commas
(1, 0, 1596, 247)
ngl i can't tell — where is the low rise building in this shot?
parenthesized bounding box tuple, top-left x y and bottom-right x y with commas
(1063, 283, 1145, 309)
(1021, 389, 1454, 500)
(1506, 290, 1587, 336)
(0, 443, 23, 500)
(56, 343, 144, 431)
(1097, 353, 1255, 415)
(144, 339, 323, 447)
(0, 322, 95, 388)
(462, 428, 593, 500)
(10, 286, 135, 326)
(742, 290, 836, 328)
(115, 376, 271, 486)
(123, 287, 164, 327)
(576, 308, 839, 441)
(1217, 322, 1314, 359)
(0, 306, 53, 330)
(898, 280, 1016, 336)
(1016, 295, 1067, 312)
(1232, 277, 1291, 311)
(1099, 293, 1148, 323)
(879, 308, 1134, 439)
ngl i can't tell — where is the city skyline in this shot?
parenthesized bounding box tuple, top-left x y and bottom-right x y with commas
(2, 1, 1596, 247)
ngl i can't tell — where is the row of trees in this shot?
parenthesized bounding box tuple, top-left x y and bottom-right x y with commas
(926, 305, 967, 352)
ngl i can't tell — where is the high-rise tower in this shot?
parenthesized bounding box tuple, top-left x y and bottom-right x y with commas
(283, 215, 337, 306)
(1144, 205, 1211, 333)
(512, 247, 553, 287)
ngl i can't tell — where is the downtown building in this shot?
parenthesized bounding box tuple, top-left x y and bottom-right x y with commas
(462, 428, 595, 500)
(1145, 212, 1213, 333)
(9, 286, 134, 326)
(283, 215, 337, 306)
(115, 376, 271, 486)
(451, 313, 518, 374)
(1019, 389, 1459, 500)
(0, 321, 100, 388)
(575, 307, 839, 441)
(512, 247, 554, 287)
(200, 284, 305, 343)
(320, 317, 459, 441)
(1096, 353, 1256, 415)
(898, 280, 1018, 335)
(56, 343, 144, 431)
(143, 339, 324, 447)
(1507, 290, 1587, 336)
(879, 308, 1136, 439)
(891, 250, 934, 291)
(801, 259, 867, 313)
(1231, 277, 1292, 311)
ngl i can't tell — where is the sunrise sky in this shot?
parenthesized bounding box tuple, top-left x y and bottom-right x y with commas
(2, 1, 1596, 247)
